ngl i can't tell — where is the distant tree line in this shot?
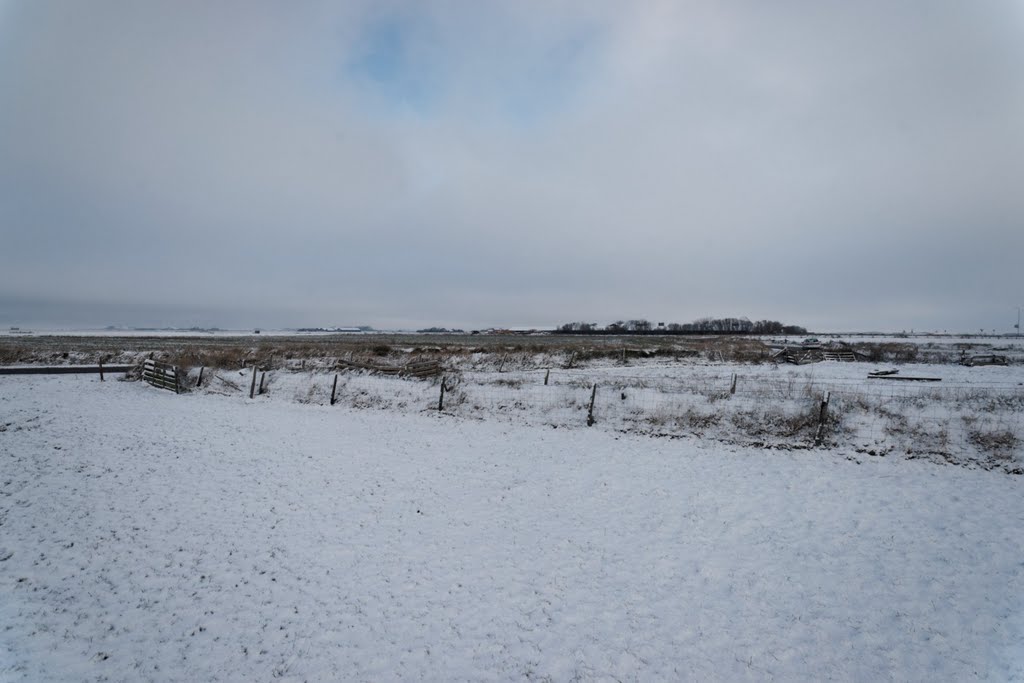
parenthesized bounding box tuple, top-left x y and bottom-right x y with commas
(417, 327, 466, 334)
(555, 318, 807, 335)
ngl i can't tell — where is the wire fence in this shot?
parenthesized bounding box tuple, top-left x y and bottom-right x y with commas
(447, 370, 1023, 471)
(189, 364, 1024, 473)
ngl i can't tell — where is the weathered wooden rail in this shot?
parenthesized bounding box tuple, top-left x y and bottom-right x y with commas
(867, 375, 942, 382)
(0, 365, 134, 375)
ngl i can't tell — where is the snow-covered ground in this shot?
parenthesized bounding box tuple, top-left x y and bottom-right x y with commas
(2, 374, 1023, 681)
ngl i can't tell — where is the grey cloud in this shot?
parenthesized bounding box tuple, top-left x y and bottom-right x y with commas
(1, 1, 1021, 331)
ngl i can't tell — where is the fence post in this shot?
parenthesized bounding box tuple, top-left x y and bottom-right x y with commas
(814, 391, 831, 445)
(259, 372, 266, 396)
(330, 374, 338, 406)
(249, 365, 258, 399)
(544, 369, 550, 385)
(197, 367, 204, 388)
(730, 373, 737, 395)
(174, 369, 180, 395)
(498, 354, 507, 373)
(438, 377, 446, 412)
(587, 383, 597, 426)
(99, 361, 104, 382)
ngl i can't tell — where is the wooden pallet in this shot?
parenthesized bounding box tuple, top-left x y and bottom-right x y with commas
(335, 358, 442, 379)
(822, 350, 857, 362)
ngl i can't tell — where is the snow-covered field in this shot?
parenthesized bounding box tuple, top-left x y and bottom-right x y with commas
(2, 374, 1023, 681)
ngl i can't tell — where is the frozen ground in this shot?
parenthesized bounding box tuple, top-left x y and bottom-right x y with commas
(2, 374, 1023, 681)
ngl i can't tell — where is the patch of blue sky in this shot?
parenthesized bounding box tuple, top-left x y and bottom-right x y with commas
(344, 14, 604, 126)
(344, 17, 444, 117)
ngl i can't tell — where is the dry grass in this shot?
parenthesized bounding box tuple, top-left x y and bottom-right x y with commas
(967, 428, 1019, 458)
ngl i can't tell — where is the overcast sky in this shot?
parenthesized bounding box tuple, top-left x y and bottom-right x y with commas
(1, 2, 1022, 332)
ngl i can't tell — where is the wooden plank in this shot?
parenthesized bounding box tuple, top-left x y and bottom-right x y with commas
(868, 375, 942, 382)
(0, 365, 134, 375)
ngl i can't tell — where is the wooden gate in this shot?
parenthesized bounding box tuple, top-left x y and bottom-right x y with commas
(143, 359, 180, 393)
